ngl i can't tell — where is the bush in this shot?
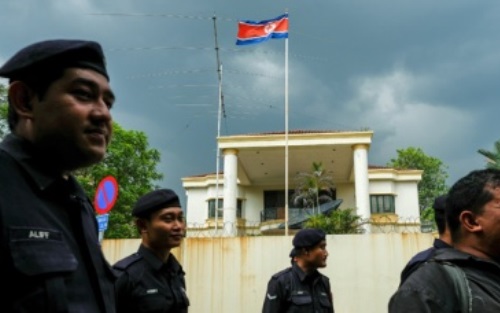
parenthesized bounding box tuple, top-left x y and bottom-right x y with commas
(304, 208, 364, 234)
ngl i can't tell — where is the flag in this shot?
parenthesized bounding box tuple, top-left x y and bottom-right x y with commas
(236, 13, 289, 46)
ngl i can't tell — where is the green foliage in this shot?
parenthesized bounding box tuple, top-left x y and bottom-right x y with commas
(478, 140, 500, 169)
(304, 208, 364, 234)
(75, 122, 163, 239)
(292, 161, 335, 211)
(387, 147, 449, 212)
(420, 206, 435, 222)
(0, 84, 8, 138)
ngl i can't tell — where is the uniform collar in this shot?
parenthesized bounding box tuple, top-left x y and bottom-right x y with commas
(138, 244, 183, 273)
(433, 238, 452, 249)
(292, 262, 320, 282)
(0, 133, 65, 190)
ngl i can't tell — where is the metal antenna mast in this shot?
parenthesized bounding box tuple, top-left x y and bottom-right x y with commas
(212, 14, 225, 233)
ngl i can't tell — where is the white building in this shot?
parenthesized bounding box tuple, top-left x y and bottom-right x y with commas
(182, 130, 423, 236)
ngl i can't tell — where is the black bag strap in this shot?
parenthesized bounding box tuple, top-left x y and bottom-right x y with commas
(439, 261, 472, 313)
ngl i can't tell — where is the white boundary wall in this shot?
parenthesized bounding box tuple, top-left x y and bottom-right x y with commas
(103, 233, 434, 313)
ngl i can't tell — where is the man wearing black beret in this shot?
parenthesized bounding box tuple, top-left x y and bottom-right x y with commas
(398, 194, 452, 284)
(262, 228, 335, 313)
(0, 39, 116, 312)
(113, 189, 190, 313)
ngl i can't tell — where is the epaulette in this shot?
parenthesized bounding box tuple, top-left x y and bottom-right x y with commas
(272, 267, 292, 280)
(113, 253, 142, 271)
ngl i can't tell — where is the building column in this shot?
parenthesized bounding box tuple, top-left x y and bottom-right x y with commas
(353, 144, 371, 232)
(222, 148, 238, 236)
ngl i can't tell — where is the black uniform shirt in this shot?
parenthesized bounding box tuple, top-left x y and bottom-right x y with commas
(399, 238, 452, 284)
(114, 244, 189, 313)
(0, 134, 116, 312)
(262, 263, 334, 313)
(390, 248, 500, 313)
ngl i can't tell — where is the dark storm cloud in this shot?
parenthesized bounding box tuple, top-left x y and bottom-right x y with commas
(2, 0, 500, 196)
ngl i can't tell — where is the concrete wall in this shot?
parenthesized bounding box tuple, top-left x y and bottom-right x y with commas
(103, 233, 434, 313)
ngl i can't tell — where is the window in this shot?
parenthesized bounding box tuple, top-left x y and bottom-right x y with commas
(263, 190, 295, 209)
(208, 199, 243, 218)
(370, 195, 395, 213)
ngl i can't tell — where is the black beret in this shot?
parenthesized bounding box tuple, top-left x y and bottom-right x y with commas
(132, 189, 181, 218)
(0, 39, 109, 81)
(293, 228, 326, 248)
(433, 195, 448, 213)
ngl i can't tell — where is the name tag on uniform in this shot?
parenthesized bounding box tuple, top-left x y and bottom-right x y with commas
(29, 230, 50, 239)
(146, 289, 158, 294)
(9, 227, 62, 241)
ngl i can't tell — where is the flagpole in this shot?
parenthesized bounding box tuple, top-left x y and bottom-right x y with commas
(235, 12, 289, 235)
(284, 12, 289, 236)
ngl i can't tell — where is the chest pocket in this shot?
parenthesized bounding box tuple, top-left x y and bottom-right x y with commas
(137, 292, 169, 313)
(9, 227, 78, 275)
(8, 227, 78, 312)
(136, 287, 174, 313)
(291, 292, 313, 306)
(136, 285, 189, 313)
(319, 292, 332, 308)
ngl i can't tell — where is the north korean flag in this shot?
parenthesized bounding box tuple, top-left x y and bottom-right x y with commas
(236, 14, 289, 46)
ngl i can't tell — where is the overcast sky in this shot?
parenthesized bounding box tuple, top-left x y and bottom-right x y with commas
(1, 0, 499, 202)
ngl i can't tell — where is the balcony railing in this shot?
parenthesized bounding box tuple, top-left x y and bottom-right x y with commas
(261, 207, 316, 222)
(261, 200, 344, 223)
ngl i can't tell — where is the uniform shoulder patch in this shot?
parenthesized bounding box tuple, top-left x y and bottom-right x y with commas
(113, 253, 142, 271)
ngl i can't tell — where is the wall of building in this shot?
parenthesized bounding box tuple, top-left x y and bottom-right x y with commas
(103, 233, 434, 313)
(369, 180, 396, 194)
(395, 181, 420, 218)
(185, 187, 208, 224)
(242, 186, 264, 222)
(336, 182, 356, 209)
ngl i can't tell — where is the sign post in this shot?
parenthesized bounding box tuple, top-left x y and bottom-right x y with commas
(96, 214, 110, 242)
(94, 176, 119, 242)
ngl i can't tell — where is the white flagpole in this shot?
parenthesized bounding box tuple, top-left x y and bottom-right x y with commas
(284, 12, 289, 236)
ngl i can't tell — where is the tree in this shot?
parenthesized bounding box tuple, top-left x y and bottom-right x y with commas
(291, 161, 336, 214)
(0, 84, 8, 138)
(304, 208, 364, 234)
(75, 122, 163, 238)
(387, 147, 449, 212)
(478, 140, 500, 169)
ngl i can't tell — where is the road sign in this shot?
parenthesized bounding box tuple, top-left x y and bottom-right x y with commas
(94, 175, 119, 215)
(96, 214, 109, 232)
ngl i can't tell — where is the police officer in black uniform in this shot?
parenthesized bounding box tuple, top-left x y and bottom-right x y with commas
(113, 189, 190, 313)
(399, 195, 452, 284)
(0, 40, 116, 312)
(262, 228, 334, 313)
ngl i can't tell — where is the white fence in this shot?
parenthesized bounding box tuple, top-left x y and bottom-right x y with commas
(102, 233, 435, 313)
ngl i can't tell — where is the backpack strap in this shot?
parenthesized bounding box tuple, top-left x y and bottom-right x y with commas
(439, 261, 472, 313)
